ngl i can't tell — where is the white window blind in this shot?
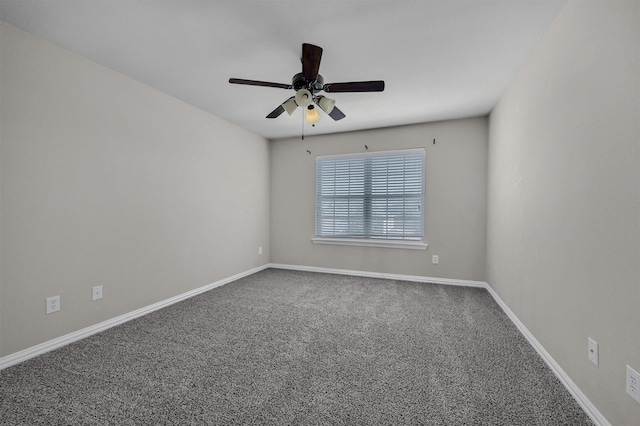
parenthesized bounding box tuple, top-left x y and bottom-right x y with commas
(315, 149, 425, 241)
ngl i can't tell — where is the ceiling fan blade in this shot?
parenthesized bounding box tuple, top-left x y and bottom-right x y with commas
(323, 80, 385, 93)
(266, 105, 285, 119)
(302, 43, 323, 82)
(328, 105, 346, 121)
(229, 78, 292, 89)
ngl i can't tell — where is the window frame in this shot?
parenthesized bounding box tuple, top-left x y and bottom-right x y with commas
(313, 148, 428, 250)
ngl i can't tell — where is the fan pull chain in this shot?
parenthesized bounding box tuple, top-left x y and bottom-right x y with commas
(301, 110, 305, 140)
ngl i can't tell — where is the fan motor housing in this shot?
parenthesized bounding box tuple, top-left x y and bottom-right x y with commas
(292, 73, 323, 92)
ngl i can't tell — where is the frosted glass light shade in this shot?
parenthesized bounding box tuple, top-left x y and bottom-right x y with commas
(295, 89, 313, 107)
(317, 96, 335, 114)
(282, 98, 298, 116)
(306, 105, 320, 123)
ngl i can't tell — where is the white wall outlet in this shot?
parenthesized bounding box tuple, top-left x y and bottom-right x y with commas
(258, 246, 263, 255)
(432, 255, 439, 264)
(46, 295, 60, 314)
(587, 337, 598, 366)
(92, 285, 103, 301)
(627, 365, 640, 403)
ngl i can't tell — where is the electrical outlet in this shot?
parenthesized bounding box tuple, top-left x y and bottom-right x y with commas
(432, 255, 439, 264)
(587, 337, 598, 366)
(92, 285, 103, 301)
(258, 246, 263, 255)
(627, 365, 640, 403)
(46, 295, 60, 314)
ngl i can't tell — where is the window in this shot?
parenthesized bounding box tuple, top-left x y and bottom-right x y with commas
(313, 148, 427, 250)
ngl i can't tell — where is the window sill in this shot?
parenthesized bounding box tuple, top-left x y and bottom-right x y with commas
(311, 237, 428, 250)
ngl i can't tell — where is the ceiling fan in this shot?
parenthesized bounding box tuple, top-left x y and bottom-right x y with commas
(229, 43, 385, 125)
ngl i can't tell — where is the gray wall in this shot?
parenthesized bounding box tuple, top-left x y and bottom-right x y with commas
(0, 23, 270, 356)
(270, 118, 487, 282)
(487, 1, 640, 424)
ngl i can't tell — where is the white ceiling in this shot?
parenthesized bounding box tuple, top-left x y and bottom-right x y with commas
(0, 0, 566, 140)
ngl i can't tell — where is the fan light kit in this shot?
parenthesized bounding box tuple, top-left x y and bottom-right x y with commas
(229, 43, 385, 136)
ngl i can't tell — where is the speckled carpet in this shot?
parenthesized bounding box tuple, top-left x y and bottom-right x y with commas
(1, 268, 593, 425)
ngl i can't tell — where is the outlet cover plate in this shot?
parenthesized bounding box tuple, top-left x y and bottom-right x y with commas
(587, 337, 598, 366)
(627, 365, 640, 403)
(46, 295, 60, 314)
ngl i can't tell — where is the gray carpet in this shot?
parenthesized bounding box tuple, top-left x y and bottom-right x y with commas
(1, 268, 593, 425)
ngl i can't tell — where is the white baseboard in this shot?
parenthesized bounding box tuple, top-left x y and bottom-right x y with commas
(0, 264, 269, 371)
(267, 263, 488, 288)
(0, 262, 609, 425)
